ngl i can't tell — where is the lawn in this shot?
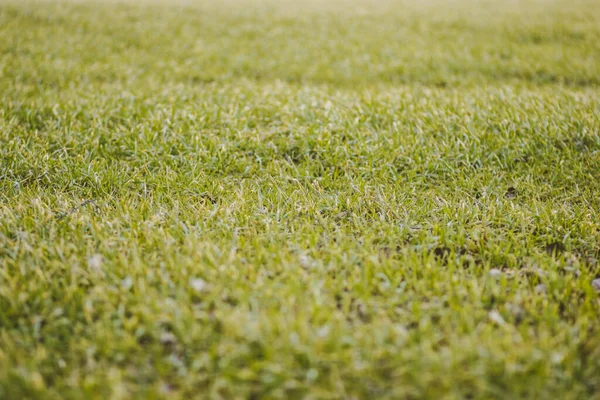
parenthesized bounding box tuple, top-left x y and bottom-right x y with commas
(1, 0, 600, 398)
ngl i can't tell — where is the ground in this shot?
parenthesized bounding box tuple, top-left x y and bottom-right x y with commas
(1, 0, 600, 398)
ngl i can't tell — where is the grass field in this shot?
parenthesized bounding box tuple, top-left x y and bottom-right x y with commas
(1, 0, 600, 398)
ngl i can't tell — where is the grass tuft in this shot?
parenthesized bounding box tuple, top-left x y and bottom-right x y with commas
(1, 0, 600, 398)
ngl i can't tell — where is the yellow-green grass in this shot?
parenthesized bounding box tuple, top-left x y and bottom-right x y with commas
(1, 0, 600, 398)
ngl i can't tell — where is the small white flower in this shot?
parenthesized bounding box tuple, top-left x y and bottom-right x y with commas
(489, 310, 506, 326)
(121, 276, 133, 290)
(299, 254, 315, 270)
(489, 268, 502, 278)
(317, 325, 330, 338)
(87, 254, 104, 272)
(190, 278, 208, 293)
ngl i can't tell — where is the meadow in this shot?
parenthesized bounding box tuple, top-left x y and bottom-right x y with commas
(1, 0, 600, 398)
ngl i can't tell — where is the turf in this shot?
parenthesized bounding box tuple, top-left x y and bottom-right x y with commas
(1, 0, 600, 398)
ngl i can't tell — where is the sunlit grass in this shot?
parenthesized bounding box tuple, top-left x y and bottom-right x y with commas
(1, 0, 600, 398)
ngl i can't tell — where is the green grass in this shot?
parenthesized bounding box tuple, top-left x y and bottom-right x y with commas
(1, 0, 600, 398)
